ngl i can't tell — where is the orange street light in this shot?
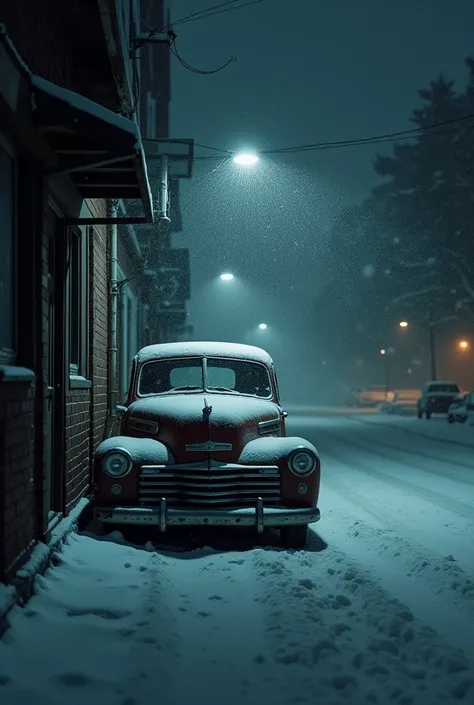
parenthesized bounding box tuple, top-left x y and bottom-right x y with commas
(457, 339, 470, 352)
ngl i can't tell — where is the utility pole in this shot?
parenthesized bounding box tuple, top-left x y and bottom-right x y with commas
(429, 325, 437, 380)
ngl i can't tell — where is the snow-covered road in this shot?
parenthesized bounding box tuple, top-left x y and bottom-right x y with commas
(1, 410, 474, 705)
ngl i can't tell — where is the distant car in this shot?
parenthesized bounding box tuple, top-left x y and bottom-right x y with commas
(448, 392, 474, 424)
(379, 389, 420, 415)
(345, 385, 393, 407)
(417, 381, 462, 419)
(92, 341, 321, 549)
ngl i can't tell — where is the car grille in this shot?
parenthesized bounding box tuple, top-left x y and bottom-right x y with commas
(138, 462, 281, 507)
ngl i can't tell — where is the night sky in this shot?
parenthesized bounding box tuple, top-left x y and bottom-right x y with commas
(169, 0, 474, 398)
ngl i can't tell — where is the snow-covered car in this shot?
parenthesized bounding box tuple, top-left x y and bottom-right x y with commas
(345, 385, 392, 407)
(379, 389, 420, 415)
(92, 341, 321, 549)
(417, 381, 462, 419)
(447, 392, 474, 424)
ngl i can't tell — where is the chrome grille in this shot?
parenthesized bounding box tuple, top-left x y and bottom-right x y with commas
(138, 462, 281, 507)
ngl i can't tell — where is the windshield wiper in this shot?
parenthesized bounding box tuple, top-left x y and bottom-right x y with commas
(207, 386, 238, 393)
(169, 385, 202, 392)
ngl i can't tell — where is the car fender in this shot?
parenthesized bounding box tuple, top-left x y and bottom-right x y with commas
(238, 436, 319, 465)
(95, 436, 174, 465)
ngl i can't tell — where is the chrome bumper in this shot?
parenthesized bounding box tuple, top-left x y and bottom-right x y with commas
(94, 498, 320, 533)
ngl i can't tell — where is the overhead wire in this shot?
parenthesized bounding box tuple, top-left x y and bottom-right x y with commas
(192, 116, 474, 159)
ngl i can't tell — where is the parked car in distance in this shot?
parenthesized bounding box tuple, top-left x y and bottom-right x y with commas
(448, 392, 474, 424)
(417, 381, 462, 419)
(345, 385, 393, 407)
(379, 389, 421, 415)
(93, 341, 321, 549)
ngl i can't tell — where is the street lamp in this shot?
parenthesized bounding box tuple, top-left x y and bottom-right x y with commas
(219, 272, 234, 282)
(233, 152, 259, 167)
(457, 338, 470, 352)
(258, 322, 268, 330)
(399, 321, 408, 328)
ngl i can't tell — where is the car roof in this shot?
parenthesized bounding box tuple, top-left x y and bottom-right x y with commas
(426, 380, 458, 386)
(135, 341, 274, 365)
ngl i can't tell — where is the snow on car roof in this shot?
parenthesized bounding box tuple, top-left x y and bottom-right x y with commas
(136, 341, 273, 365)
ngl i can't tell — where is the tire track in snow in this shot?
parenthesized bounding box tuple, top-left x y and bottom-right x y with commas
(316, 429, 474, 521)
(347, 414, 474, 452)
(149, 548, 285, 705)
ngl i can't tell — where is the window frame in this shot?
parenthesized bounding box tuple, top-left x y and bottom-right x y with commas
(0, 132, 17, 365)
(67, 225, 89, 381)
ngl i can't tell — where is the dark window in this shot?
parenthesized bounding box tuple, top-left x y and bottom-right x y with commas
(0, 138, 15, 362)
(68, 227, 88, 377)
(69, 230, 80, 371)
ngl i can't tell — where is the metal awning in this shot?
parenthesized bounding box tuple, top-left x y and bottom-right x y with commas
(31, 75, 154, 223)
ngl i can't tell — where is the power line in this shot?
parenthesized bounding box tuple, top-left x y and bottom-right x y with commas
(193, 115, 474, 159)
(170, 35, 236, 74)
(170, 0, 264, 29)
(262, 113, 474, 155)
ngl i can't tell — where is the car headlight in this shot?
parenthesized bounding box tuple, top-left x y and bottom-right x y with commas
(102, 449, 133, 478)
(288, 448, 317, 476)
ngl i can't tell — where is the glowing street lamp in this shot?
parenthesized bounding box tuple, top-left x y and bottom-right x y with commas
(457, 338, 470, 352)
(399, 320, 408, 328)
(219, 272, 234, 282)
(380, 348, 386, 355)
(258, 323, 268, 330)
(232, 152, 259, 167)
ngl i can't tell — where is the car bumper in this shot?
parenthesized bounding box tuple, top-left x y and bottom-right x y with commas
(94, 501, 321, 533)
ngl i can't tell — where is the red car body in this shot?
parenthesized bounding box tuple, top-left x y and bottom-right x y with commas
(92, 341, 321, 548)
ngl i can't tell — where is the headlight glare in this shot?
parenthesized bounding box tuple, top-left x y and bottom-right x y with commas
(102, 449, 133, 478)
(288, 448, 316, 476)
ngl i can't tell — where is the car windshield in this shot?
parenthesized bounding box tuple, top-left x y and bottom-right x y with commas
(138, 356, 272, 398)
(428, 384, 459, 393)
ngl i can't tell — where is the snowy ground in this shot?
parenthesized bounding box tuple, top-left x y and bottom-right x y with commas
(1, 410, 474, 705)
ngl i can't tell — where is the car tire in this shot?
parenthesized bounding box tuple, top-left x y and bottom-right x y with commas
(448, 415, 454, 424)
(460, 416, 467, 424)
(280, 525, 308, 549)
(417, 408, 423, 419)
(426, 411, 432, 420)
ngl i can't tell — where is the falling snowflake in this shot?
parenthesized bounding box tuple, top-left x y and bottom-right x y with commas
(393, 237, 400, 244)
(384, 268, 392, 275)
(427, 257, 436, 265)
(362, 264, 375, 278)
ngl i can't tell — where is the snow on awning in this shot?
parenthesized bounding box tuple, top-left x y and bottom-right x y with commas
(30, 75, 153, 222)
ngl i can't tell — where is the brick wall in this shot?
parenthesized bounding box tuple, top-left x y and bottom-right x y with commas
(0, 378, 36, 582)
(64, 390, 91, 513)
(88, 200, 109, 452)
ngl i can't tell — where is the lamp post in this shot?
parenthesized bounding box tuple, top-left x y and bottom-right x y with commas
(219, 272, 234, 282)
(399, 320, 437, 380)
(380, 347, 394, 399)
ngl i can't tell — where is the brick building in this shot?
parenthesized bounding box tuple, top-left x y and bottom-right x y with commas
(0, 0, 193, 583)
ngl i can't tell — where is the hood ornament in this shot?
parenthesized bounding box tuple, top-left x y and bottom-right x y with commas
(202, 397, 213, 421)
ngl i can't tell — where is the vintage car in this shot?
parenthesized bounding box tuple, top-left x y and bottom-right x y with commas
(92, 341, 321, 548)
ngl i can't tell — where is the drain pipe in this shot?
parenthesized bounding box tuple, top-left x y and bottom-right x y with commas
(104, 198, 119, 438)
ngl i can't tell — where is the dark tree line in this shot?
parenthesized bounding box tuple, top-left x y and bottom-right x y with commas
(314, 57, 474, 368)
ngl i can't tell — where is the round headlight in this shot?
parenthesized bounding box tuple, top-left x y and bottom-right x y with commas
(102, 449, 132, 478)
(288, 448, 316, 476)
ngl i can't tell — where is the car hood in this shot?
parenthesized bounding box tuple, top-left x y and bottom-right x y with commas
(126, 393, 282, 463)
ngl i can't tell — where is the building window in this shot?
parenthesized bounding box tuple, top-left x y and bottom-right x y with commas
(68, 227, 89, 377)
(0, 135, 16, 364)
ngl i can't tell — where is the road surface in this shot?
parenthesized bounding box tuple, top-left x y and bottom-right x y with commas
(1, 409, 473, 705)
